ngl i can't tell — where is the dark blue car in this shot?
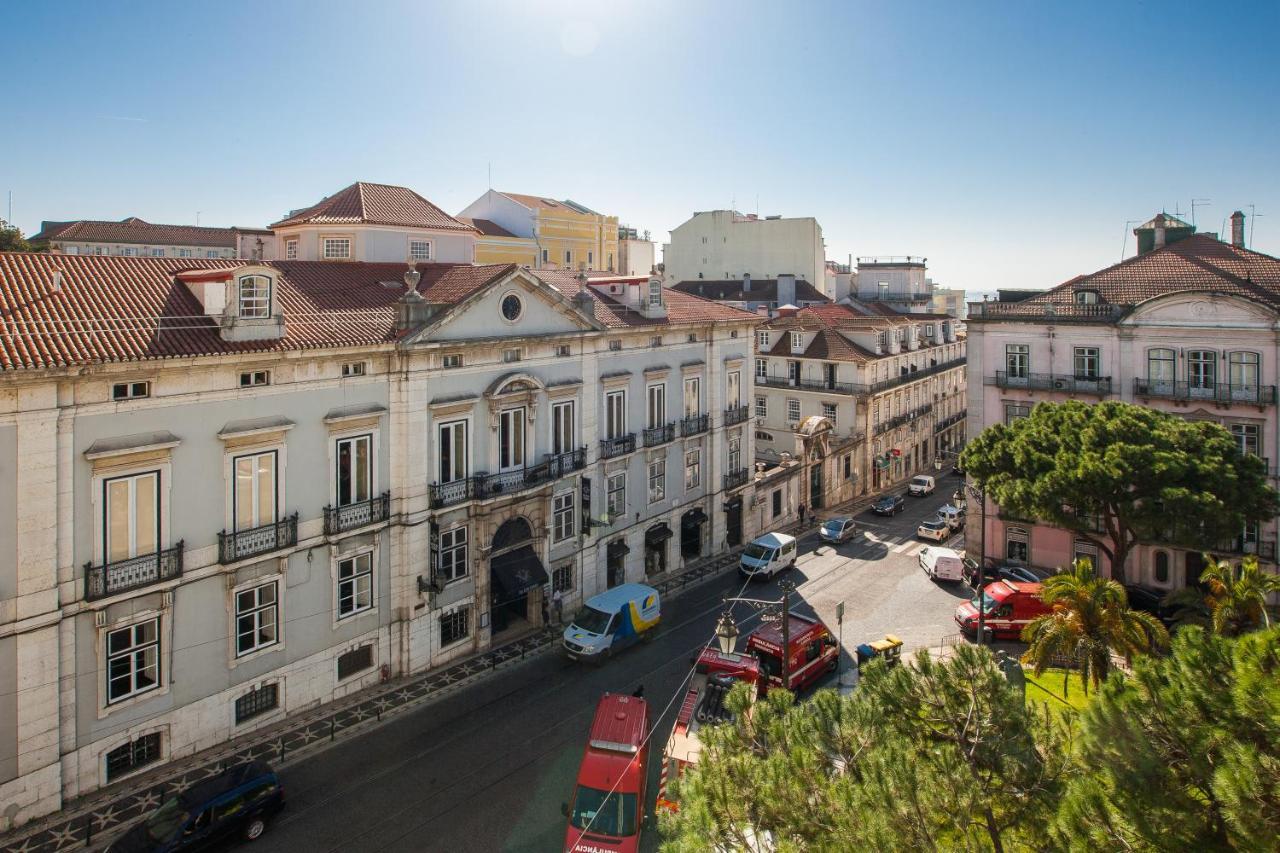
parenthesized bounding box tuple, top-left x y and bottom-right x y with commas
(871, 494, 906, 516)
(107, 761, 284, 852)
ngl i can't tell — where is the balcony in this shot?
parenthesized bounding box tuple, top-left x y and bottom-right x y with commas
(993, 372, 1113, 395)
(754, 374, 865, 395)
(724, 404, 751, 426)
(600, 433, 636, 459)
(643, 423, 676, 447)
(873, 403, 934, 437)
(967, 302, 1129, 323)
(429, 449, 587, 509)
(1133, 379, 1277, 406)
(724, 468, 751, 491)
(218, 513, 298, 564)
(934, 412, 966, 434)
(324, 492, 390, 535)
(680, 413, 709, 437)
(867, 291, 932, 304)
(84, 542, 184, 602)
(869, 357, 967, 394)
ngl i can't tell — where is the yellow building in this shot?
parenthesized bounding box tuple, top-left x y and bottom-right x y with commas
(458, 190, 619, 271)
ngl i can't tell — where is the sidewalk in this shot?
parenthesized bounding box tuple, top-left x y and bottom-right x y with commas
(1, 549, 744, 853)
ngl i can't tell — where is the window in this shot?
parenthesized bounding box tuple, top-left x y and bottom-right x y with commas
(1002, 402, 1030, 424)
(409, 240, 431, 261)
(649, 280, 662, 307)
(607, 472, 626, 517)
(1073, 347, 1100, 379)
(104, 471, 159, 563)
(439, 526, 468, 582)
(178, 248, 193, 258)
(605, 391, 626, 440)
(442, 353, 463, 368)
(727, 371, 741, 408)
(756, 358, 767, 379)
(440, 608, 470, 647)
(685, 449, 701, 490)
(822, 403, 837, 425)
(756, 431, 773, 441)
(790, 332, 804, 353)
(501, 293, 523, 322)
(552, 401, 575, 455)
(609, 339, 622, 352)
(554, 491, 575, 541)
(341, 361, 366, 377)
(1147, 348, 1175, 386)
(233, 451, 276, 531)
(555, 344, 571, 357)
(337, 553, 373, 618)
(285, 239, 297, 260)
(336, 434, 372, 507)
(323, 238, 351, 259)
(235, 581, 278, 657)
(105, 733, 162, 782)
(729, 436, 741, 471)
(438, 420, 467, 483)
(787, 399, 801, 421)
(687, 333, 697, 343)
(1005, 344, 1029, 379)
(772, 489, 783, 519)
(844, 454, 852, 479)
(502, 348, 522, 363)
(1231, 423, 1260, 457)
(1075, 289, 1099, 305)
(588, 251, 594, 267)
(541, 248, 549, 265)
(1188, 350, 1217, 390)
(650, 336, 663, 347)
(499, 409, 526, 470)
(757, 331, 770, 349)
(1006, 527, 1029, 564)
(336, 644, 373, 679)
(648, 459, 665, 503)
(647, 384, 666, 429)
(1073, 540, 1098, 571)
(1229, 351, 1260, 389)
(878, 282, 889, 299)
(755, 397, 767, 417)
(120, 247, 136, 257)
(788, 360, 800, 384)
(564, 249, 573, 265)
(235, 683, 279, 724)
(106, 618, 160, 704)
(150, 248, 165, 257)
(1153, 551, 1170, 584)
(206, 250, 219, 259)
(112, 381, 151, 401)
(925, 324, 935, 338)
(553, 564, 574, 593)
(683, 377, 701, 416)
(239, 370, 270, 387)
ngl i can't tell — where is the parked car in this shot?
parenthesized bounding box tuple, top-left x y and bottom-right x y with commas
(919, 546, 965, 582)
(936, 504, 965, 530)
(907, 475, 936, 496)
(1124, 585, 1179, 627)
(871, 494, 906, 516)
(916, 519, 951, 542)
(107, 761, 284, 852)
(819, 517, 858, 544)
(962, 560, 1046, 588)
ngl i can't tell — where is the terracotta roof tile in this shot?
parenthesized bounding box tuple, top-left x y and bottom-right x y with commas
(30, 218, 243, 249)
(532, 270, 760, 329)
(271, 182, 476, 232)
(456, 217, 520, 238)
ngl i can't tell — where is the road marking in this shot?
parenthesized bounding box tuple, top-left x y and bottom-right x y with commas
(894, 540, 925, 555)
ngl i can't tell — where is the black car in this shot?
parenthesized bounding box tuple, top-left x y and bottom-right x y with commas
(871, 494, 906, 516)
(963, 560, 1048, 588)
(1124, 585, 1179, 627)
(108, 761, 285, 852)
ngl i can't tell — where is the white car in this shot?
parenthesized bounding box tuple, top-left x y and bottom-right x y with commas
(916, 519, 951, 542)
(908, 475, 936, 496)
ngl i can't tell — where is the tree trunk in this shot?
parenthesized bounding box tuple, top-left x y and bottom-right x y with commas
(983, 805, 1005, 853)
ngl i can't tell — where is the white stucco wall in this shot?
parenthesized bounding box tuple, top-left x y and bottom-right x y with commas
(663, 211, 825, 292)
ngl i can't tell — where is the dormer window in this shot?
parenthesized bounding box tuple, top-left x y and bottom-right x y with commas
(757, 331, 770, 349)
(790, 332, 805, 353)
(409, 240, 431, 261)
(1075, 289, 1100, 305)
(238, 275, 271, 319)
(648, 280, 662, 307)
(285, 239, 298, 260)
(323, 238, 351, 260)
(924, 324, 934, 337)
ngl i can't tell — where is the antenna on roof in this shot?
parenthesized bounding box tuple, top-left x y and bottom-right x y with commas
(1120, 220, 1141, 260)
(1248, 204, 1264, 248)
(488, 161, 491, 190)
(1190, 198, 1211, 228)
(196, 211, 201, 226)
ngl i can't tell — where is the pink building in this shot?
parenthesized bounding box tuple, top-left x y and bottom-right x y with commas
(965, 212, 1280, 593)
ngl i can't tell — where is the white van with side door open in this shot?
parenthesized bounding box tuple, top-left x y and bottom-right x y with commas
(739, 532, 798, 580)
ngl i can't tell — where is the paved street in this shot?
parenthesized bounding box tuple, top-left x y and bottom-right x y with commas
(220, 485, 970, 853)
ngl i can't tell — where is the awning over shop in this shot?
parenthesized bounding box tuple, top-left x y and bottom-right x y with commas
(608, 540, 631, 560)
(723, 497, 743, 511)
(682, 508, 708, 527)
(490, 545, 549, 604)
(645, 524, 673, 547)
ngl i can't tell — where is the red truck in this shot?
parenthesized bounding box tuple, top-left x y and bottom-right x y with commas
(746, 612, 840, 694)
(563, 693, 650, 853)
(954, 580, 1051, 640)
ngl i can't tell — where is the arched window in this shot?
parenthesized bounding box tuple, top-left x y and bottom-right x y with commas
(491, 517, 533, 552)
(1153, 550, 1169, 584)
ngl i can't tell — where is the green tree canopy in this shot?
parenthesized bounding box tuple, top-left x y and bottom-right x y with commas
(0, 219, 32, 252)
(1167, 554, 1280, 636)
(959, 400, 1278, 584)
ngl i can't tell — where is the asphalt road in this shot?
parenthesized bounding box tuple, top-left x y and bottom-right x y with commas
(254, 487, 969, 853)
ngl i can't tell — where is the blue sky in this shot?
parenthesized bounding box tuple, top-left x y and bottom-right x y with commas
(3, 0, 1278, 291)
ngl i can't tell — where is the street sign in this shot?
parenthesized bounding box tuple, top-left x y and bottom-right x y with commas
(836, 602, 845, 624)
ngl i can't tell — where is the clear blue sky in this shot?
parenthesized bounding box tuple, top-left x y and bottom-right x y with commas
(4, 0, 1278, 291)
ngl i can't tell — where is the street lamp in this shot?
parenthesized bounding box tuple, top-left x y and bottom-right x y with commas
(714, 610, 740, 655)
(724, 579, 798, 689)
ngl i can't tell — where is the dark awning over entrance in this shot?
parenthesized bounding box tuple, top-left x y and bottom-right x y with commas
(608, 540, 631, 560)
(490, 545, 549, 604)
(723, 497, 742, 511)
(645, 524, 673, 546)
(682, 508, 708, 527)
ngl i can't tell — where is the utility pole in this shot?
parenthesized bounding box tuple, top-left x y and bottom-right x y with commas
(779, 579, 794, 690)
(976, 479, 988, 646)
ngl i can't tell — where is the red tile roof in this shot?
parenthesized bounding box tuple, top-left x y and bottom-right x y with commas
(499, 192, 568, 211)
(760, 304, 956, 362)
(0, 253, 512, 370)
(271, 182, 476, 232)
(533, 270, 760, 329)
(30, 218, 243, 249)
(456, 217, 521, 238)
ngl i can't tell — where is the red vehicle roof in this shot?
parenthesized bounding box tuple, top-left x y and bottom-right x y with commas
(747, 613, 828, 654)
(988, 580, 1043, 598)
(588, 693, 648, 754)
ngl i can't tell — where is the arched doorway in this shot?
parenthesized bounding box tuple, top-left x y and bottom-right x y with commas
(681, 508, 706, 560)
(489, 517, 548, 636)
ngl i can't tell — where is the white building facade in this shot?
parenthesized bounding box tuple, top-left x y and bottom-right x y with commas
(663, 211, 826, 298)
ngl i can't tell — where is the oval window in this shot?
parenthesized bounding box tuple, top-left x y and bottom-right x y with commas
(501, 293, 522, 322)
(1154, 550, 1169, 584)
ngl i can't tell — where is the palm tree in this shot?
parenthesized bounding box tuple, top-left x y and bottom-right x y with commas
(1193, 554, 1280, 636)
(1021, 559, 1170, 695)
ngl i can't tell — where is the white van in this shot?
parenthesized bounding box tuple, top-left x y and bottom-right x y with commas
(563, 583, 661, 661)
(739, 532, 798, 580)
(919, 546, 965, 582)
(908, 475, 936, 496)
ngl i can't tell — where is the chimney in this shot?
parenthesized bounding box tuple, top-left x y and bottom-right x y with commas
(1231, 210, 1246, 248)
(1154, 213, 1167, 249)
(743, 273, 751, 293)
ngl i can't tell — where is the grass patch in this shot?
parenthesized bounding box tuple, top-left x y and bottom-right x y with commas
(1023, 668, 1092, 714)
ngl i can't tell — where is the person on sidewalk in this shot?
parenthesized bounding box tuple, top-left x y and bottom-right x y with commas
(798, 503, 807, 527)
(551, 588, 564, 626)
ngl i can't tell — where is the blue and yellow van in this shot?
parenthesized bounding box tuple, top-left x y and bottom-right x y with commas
(563, 583, 661, 661)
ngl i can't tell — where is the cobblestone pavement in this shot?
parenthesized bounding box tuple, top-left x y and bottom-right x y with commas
(1, 549, 744, 853)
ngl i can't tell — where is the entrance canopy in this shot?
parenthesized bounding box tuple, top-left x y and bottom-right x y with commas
(608, 540, 631, 560)
(645, 524, 673, 546)
(490, 545, 549, 604)
(682, 508, 708, 527)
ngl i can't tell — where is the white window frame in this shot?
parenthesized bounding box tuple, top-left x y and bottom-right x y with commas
(727, 371, 741, 408)
(499, 408, 527, 471)
(439, 525, 468, 582)
(649, 280, 662, 307)
(105, 617, 161, 705)
(564, 249, 573, 265)
(607, 472, 626, 518)
(757, 331, 770, 350)
(553, 491, 576, 542)
(239, 369, 270, 388)
(234, 579, 279, 659)
(647, 384, 666, 429)
(648, 458, 666, 503)
(438, 420, 468, 484)
(231, 449, 278, 532)
(683, 376, 701, 417)
(285, 238, 298, 260)
(335, 433, 373, 508)
(336, 551, 374, 620)
(728, 435, 741, 471)
(442, 353, 463, 368)
(822, 402, 837, 426)
(552, 401, 575, 456)
(685, 448, 701, 490)
(409, 239, 432, 261)
(787, 399, 801, 422)
(790, 332, 804, 353)
(756, 358, 768, 379)
(322, 237, 352, 259)
(755, 396, 767, 417)
(341, 361, 367, 377)
(1005, 344, 1029, 379)
(605, 390, 626, 440)
(1073, 347, 1100, 379)
(237, 275, 271, 319)
(104, 470, 161, 564)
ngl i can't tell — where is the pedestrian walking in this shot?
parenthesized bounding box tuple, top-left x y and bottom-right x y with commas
(551, 588, 564, 625)
(798, 502, 807, 526)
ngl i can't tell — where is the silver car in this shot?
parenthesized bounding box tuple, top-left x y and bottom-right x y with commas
(820, 517, 858, 544)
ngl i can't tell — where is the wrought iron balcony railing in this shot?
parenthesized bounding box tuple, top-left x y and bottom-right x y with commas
(724, 404, 751, 426)
(680, 413, 709, 437)
(643, 423, 676, 447)
(993, 371, 1113, 395)
(873, 403, 934, 436)
(724, 468, 751, 491)
(84, 542, 184, 602)
(600, 433, 636, 459)
(428, 449, 587, 509)
(869, 357, 967, 394)
(324, 492, 390, 535)
(1133, 378, 1277, 405)
(218, 513, 298, 564)
(933, 411, 966, 433)
(754, 375, 864, 394)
